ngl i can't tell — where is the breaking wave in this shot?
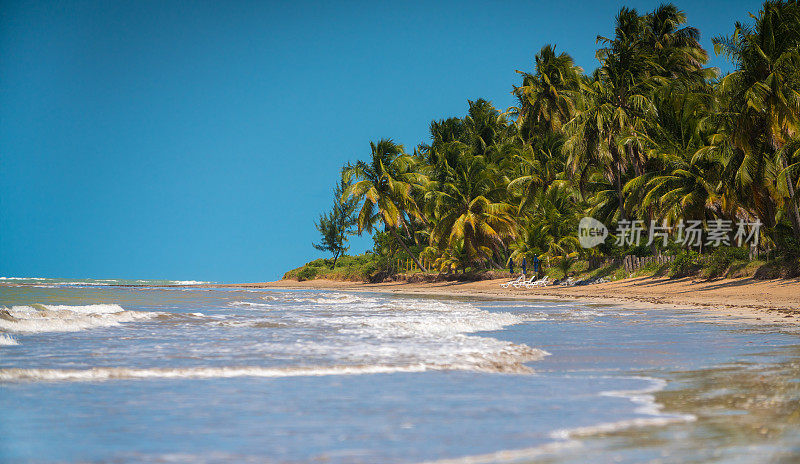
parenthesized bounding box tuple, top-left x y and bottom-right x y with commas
(0, 304, 157, 333)
(0, 364, 432, 382)
(214, 293, 549, 374)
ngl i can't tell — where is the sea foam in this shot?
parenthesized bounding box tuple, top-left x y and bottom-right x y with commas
(0, 333, 19, 346)
(0, 304, 157, 333)
(230, 293, 549, 373)
(549, 376, 696, 439)
(0, 364, 432, 382)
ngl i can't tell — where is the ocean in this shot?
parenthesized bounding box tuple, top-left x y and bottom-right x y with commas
(1, 278, 799, 463)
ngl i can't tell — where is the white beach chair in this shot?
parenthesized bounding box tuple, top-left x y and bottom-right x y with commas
(513, 275, 538, 288)
(500, 274, 525, 288)
(526, 276, 550, 288)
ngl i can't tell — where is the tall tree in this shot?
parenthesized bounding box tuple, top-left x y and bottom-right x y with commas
(426, 154, 516, 267)
(343, 139, 430, 271)
(512, 44, 582, 139)
(313, 168, 359, 268)
(712, 0, 800, 241)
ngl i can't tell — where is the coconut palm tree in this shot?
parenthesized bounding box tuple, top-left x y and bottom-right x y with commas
(712, 0, 800, 241)
(426, 155, 516, 268)
(511, 44, 583, 139)
(344, 139, 429, 271)
(643, 3, 709, 81)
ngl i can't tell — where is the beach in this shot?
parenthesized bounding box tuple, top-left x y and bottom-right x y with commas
(2, 278, 800, 462)
(235, 276, 800, 326)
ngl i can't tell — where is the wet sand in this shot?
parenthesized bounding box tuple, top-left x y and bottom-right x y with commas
(228, 276, 800, 326)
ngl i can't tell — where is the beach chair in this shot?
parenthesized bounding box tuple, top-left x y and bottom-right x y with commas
(513, 275, 538, 288)
(526, 276, 550, 288)
(500, 274, 525, 288)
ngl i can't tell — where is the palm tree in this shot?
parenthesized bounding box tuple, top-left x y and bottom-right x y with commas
(712, 0, 800, 241)
(512, 44, 582, 139)
(426, 155, 516, 268)
(343, 139, 429, 271)
(509, 180, 582, 265)
(506, 132, 566, 212)
(564, 74, 635, 220)
(643, 3, 709, 81)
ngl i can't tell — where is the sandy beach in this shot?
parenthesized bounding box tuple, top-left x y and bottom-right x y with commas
(235, 276, 800, 325)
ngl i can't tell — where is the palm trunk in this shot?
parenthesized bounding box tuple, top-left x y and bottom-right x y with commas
(481, 251, 501, 269)
(615, 168, 626, 221)
(781, 155, 800, 243)
(403, 218, 421, 248)
(611, 145, 627, 221)
(390, 228, 428, 273)
(627, 143, 642, 177)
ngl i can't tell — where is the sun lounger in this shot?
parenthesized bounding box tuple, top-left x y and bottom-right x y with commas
(500, 274, 525, 288)
(526, 276, 550, 288)
(514, 275, 538, 288)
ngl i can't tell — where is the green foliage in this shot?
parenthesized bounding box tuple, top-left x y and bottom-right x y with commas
(699, 247, 749, 279)
(313, 167, 359, 268)
(299, 1, 800, 281)
(296, 266, 319, 282)
(284, 253, 389, 282)
(632, 261, 669, 277)
(669, 251, 702, 278)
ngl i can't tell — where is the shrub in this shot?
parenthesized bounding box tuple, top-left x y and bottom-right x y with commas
(296, 266, 319, 281)
(700, 247, 748, 279)
(669, 250, 701, 278)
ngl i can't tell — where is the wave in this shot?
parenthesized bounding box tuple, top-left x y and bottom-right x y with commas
(0, 277, 210, 286)
(225, 293, 549, 373)
(0, 334, 19, 346)
(0, 304, 158, 333)
(0, 364, 434, 382)
(422, 376, 695, 464)
(0, 292, 548, 382)
(549, 376, 696, 439)
(260, 291, 377, 305)
(228, 301, 274, 309)
(0, 352, 558, 383)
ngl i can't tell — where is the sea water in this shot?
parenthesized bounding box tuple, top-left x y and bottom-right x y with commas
(1, 279, 799, 463)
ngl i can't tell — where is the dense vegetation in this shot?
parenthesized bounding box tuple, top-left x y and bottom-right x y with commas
(301, 1, 800, 282)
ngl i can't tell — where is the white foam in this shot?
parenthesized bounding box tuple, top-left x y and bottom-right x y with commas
(170, 280, 208, 285)
(60, 281, 111, 286)
(0, 304, 157, 333)
(0, 334, 19, 346)
(229, 301, 274, 309)
(261, 295, 549, 372)
(0, 364, 431, 382)
(549, 376, 696, 439)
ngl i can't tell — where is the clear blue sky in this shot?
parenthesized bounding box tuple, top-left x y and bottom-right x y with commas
(0, 0, 762, 282)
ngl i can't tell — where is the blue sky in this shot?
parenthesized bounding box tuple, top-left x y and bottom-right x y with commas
(0, 0, 762, 282)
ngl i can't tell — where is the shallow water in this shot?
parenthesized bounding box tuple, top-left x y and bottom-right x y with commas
(1, 281, 798, 463)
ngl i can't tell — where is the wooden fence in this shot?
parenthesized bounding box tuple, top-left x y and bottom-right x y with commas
(622, 254, 674, 273)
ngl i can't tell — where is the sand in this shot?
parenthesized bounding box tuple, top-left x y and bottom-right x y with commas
(233, 276, 800, 326)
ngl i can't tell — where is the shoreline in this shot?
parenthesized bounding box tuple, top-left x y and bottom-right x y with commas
(221, 276, 800, 326)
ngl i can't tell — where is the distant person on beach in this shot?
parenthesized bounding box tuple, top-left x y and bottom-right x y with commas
(521, 257, 527, 276)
